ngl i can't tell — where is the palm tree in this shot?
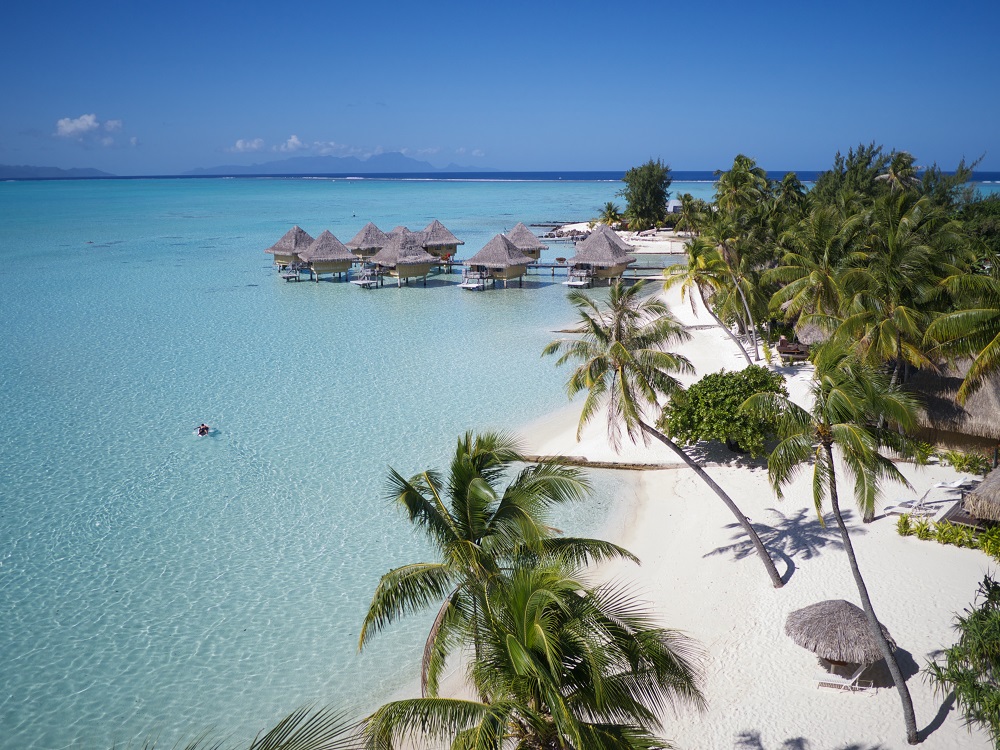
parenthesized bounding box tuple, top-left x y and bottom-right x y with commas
(543, 280, 785, 587)
(743, 344, 921, 744)
(925, 274, 1000, 403)
(715, 154, 769, 217)
(673, 193, 705, 237)
(365, 562, 705, 750)
(359, 431, 635, 697)
(875, 151, 921, 194)
(664, 236, 754, 365)
(598, 201, 622, 227)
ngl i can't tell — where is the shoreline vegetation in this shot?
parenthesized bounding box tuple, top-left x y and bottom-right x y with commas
(133, 146, 1000, 749)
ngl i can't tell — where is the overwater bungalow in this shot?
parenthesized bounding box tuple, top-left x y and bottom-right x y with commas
(389, 225, 411, 235)
(420, 219, 465, 259)
(265, 225, 314, 268)
(504, 221, 548, 260)
(565, 225, 636, 286)
(370, 231, 438, 287)
(299, 230, 355, 281)
(345, 222, 389, 263)
(462, 234, 534, 289)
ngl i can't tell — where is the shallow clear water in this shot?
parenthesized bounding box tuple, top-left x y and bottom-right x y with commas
(0, 177, 686, 749)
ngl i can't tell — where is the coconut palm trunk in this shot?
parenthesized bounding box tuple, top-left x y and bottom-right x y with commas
(733, 279, 760, 361)
(641, 421, 783, 587)
(824, 442, 919, 744)
(697, 286, 754, 366)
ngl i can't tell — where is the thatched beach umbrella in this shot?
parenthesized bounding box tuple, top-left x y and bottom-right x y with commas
(299, 230, 355, 282)
(785, 600, 895, 665)
(420, 219, 465, 258)
(964, 467, 1000, 522)
(464, 234, 534, 288)
(265, 226, 314, 268)
(567, 226, 636, 284)
(345, 222, 389, 262)
(371, 231, 437, 287)
(504, 222, 548, 260)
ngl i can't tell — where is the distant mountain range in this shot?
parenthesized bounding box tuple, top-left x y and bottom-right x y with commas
(0, 164, 114, 179)
(184, 152, 494, 176)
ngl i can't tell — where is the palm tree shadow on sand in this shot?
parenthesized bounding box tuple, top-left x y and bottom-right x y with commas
(735, 732, 887, 750)
(706, 508, 864, 584)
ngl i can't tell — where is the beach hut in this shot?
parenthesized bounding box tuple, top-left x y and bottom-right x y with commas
(462, 234, 534, 289)
(389, 225, 411, 235)
(565, 225, 636, 286)
(265, 225, 314, 269)
(785, 599, 895, 691)
(298, 230, 355, 281)
(909, 365, 1000, 453)
(963, 468, 1000, 523)
(504, 222, 548, 260)
(345, 222, 389, 263)
(420, 219, 465, 259)
(370, 231, 437, 287)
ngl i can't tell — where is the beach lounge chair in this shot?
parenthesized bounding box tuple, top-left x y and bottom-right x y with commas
(883, 499, 937, 517)
(935, 478, 977, 490)
(816, 664, 873, 693)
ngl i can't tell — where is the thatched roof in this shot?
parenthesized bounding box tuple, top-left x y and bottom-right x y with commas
(299, 230, 355, 263)
(594, 223, 634, 252)
(785, 600, 895, 664)
(505, 222, 548, 253)
(909, 363, 1000, 441)
(421, 219, 464, 247)
(371, 231, 437, 267)
(265, 226, 314, 256)
(568, 228, 636, 268)
(465, 234, 534, 269)
(345, 222, 389, 251)
(964, 468, 1000, 522)
(389, 225, 411, 235)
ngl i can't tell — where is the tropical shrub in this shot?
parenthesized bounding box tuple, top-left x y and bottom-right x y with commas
(620, 158, 672, 230)
(896, 514, 914, 537)
(661, 365, 788, 457)
(937, 449, 993, 476)
(913, 518, 934, 541)
(927, 575, 1000, 747)
(978, 526, 1000, 561)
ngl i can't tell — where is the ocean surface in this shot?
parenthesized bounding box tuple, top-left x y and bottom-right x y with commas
(0, 177, 691, 749)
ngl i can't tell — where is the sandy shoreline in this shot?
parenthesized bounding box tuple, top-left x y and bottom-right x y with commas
(515, 282, 994, 749)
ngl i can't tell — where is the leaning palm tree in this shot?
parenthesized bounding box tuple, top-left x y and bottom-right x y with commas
(598, 201, 622, 227)
(664, 236, 753, 365)
(365, 562, 705, 750)
(743, 344, 921, 744)
(543, 280, 785, 587)
(359, 431, 635, 697)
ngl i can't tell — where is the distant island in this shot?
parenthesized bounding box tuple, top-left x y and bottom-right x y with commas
(183, 151, 495, 177)
(0, 164, 114, 179)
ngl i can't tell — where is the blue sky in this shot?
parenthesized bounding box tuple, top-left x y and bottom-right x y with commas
(3, 0, 998, 175)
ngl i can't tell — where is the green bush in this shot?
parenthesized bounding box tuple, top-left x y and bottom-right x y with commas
(977, 526, 1000, 561)
(934, 520, 961, 546)
(914, 518, 934, 541)
(936, 449, 993, 476)
(896, 514, 914, 537)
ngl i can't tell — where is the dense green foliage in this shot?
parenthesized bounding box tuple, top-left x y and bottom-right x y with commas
(928, 576, 1000, 747)
(659, 365, 787, 456)
(619, 158, 672, 230)
(960, 194, 1000, 268)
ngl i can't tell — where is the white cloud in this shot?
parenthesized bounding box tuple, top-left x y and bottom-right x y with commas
(104, 119, 123, 132)
(455, 147, 467, 155)
(101, 136, 115, 147)
(55, 113, 100, 137)
(275, 135, 304, 152)
(228, 138, 264, 153)
(312, 140, 363, 157)
(129, 136, 138, 147)
(471, 149, 485, 157)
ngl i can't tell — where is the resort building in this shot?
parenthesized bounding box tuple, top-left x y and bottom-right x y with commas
(504, 222, 548, 260)
(462, 234, 534, 289)
(565, 224, 636, 285)
(420, 219, 465, 259)
(298, 230, 356, 281)
(910, 365, 1000, 455)
(370, 231, 438, 287)
(345, 222, 389, 263)
(265, 225, 314, 268)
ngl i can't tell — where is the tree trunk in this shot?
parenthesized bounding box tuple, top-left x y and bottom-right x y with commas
(698, 287, 753, 366)
(824, 443, 919, 744)
(640, 421, 784, 588)
(733, 281, 760, 361)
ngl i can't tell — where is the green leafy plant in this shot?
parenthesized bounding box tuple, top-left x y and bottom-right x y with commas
(934, 520, 960, 546)
(976, 526, 1000, 561)
(927, 575, 1000, 747)
(914, 517, 934, 541)
(896, 513, 914, 537)
(936, 449, 992, 476)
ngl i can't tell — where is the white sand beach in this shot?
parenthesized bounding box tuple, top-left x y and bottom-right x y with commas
(520, 281, 995, 749)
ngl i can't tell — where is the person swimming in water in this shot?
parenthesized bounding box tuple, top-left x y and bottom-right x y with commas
(197, 423, 210, 436)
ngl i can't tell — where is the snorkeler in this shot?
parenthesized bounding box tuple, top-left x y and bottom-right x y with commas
(197, 423, 210, 436)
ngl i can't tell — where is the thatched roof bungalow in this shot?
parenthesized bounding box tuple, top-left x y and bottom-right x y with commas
(371, 231, 437, 287)
(421, 219, 464, 258)
(299, 230, 355, 281)
(964, 468, 1000, 523)
(504, 222, 548, 260)
(265, 226, 314, 268)
(464, 235, 534, 288)
(908, 364, 1000, 452)
(567, 225, 636, 282)
(345, 222, 389, 262)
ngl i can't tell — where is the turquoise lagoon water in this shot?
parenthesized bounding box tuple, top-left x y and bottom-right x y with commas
(0, 177, 690, 749)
